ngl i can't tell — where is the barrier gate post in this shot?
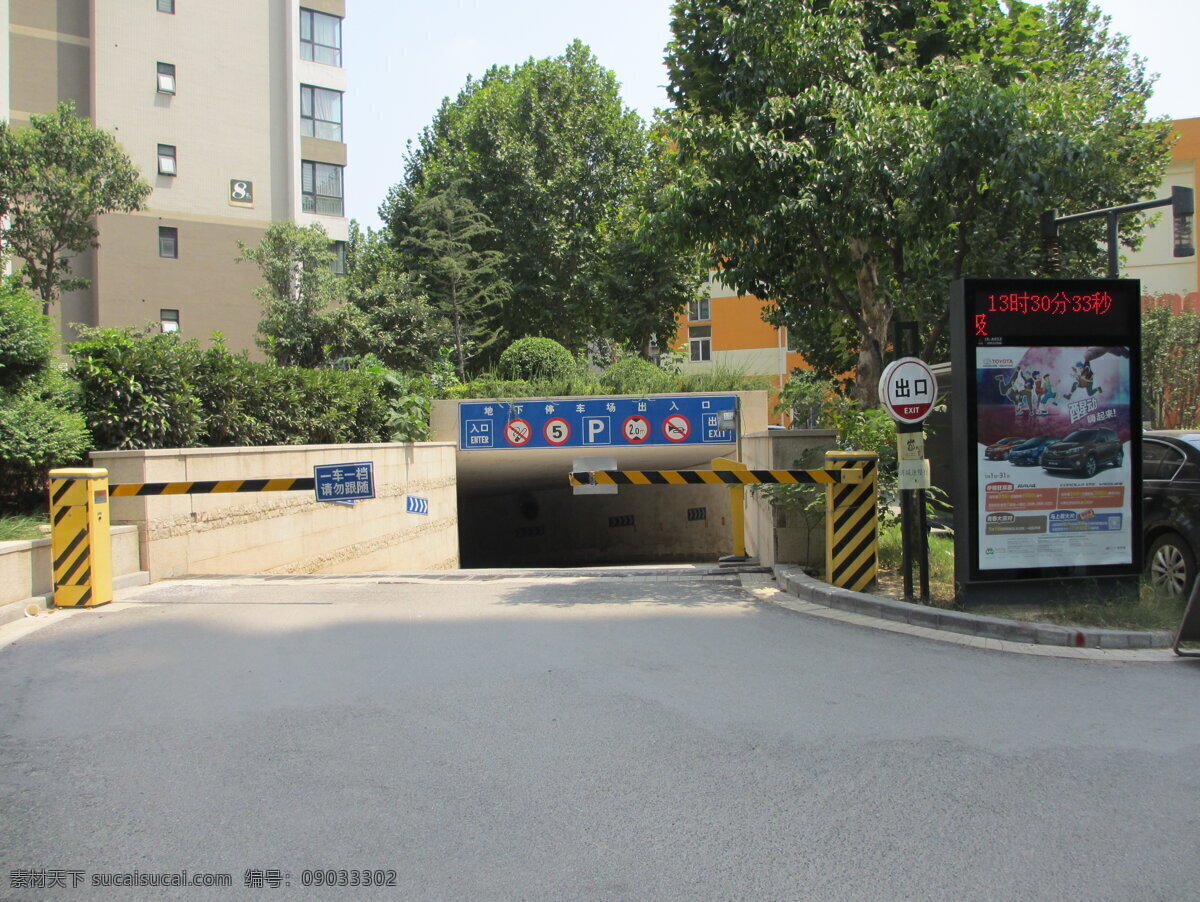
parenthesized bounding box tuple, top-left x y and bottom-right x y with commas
(710, 456, 749, 561)
(48, 468, 113, 607)
(824, 451, 878, 591)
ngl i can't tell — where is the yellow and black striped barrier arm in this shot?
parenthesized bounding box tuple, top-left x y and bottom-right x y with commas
(49, 469, 113, 608)
(568, 468, 863, 487)
(109, 477, 315, 496)
(825, 451, 879, 592)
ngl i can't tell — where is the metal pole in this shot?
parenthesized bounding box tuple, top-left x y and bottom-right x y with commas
(1106, 211, 1120, 279)
(917, 487, 930, 602)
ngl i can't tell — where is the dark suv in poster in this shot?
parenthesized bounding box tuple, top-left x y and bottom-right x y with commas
(1143, 431, 1200, 597)
(1040, 428, 1123, 477)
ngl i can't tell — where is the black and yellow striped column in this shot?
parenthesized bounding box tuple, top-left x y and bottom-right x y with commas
(48, 468, 113, 608)
(824, 451, 878, 592)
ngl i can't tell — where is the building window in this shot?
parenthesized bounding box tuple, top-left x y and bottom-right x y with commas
(301, 161, 344, 216)
(158, 226, 178, 258)
(156, 62, 176, 95)
(157, 0, 175, 12)
(300, 85, 343, 142)
(330, 241, 347, 275)
(160, 309, 180, 333)
(300, 8, 342, 66)
(157, 144, 176, 176)
(689, 325, 711, 362)
(688, 298, 710, 321)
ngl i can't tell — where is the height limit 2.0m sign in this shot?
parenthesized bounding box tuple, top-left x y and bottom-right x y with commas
(879, 357, 938, 424)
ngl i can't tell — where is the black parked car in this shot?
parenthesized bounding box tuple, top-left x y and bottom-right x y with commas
(1143, 431, 1200, 598)
(1041, 428, 1123, 477)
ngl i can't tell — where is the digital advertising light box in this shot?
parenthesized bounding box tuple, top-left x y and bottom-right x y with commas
(949, 278, 1142, 596)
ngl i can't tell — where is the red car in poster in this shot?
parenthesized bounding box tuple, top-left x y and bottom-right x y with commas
(984, 436, 1027, 460)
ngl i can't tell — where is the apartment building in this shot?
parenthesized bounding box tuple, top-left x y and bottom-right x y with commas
(1, 0, 349, 350)
(1125, 116, 1199, 313)
(675, 117, 1200, 396)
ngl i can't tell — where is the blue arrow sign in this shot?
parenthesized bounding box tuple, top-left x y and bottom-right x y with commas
(406, 496, 429, 515)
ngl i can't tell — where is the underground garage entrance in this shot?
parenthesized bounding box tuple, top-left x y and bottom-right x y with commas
(432, 394, 766, 569)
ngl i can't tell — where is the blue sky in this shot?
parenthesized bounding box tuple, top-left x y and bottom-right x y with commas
(344, 0, 1200, 230)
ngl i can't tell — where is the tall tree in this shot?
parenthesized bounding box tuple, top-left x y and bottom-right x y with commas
(662, 0, 1171, 404)
(0, 102, 151, 314)
(403, 185, 508, 380)
(239, 221, 350, 368)
(342, 221, 451, 373)
(383, 40, 703, 357)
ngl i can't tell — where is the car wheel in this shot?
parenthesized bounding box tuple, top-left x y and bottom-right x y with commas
(1147, 533, 1196, 598)
(1083, 454, 1097, 477)
(1112, 450, 1124, 468)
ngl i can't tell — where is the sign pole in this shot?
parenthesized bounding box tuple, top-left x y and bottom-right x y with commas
(880, 330, 936, 603)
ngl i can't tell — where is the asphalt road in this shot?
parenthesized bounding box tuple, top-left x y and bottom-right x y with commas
(2, 571, 1199, 901)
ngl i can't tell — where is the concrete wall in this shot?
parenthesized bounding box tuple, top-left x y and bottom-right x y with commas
(743, 430, 839, 568)
(0, 524, 141, 608)
(90, 442, 458, 579)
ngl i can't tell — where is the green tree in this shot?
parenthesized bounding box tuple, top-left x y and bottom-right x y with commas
(662, 0, 1171, 404)
(384, 40, 702, 356)
(1142, 304, 1200, 428)
(342, 222, 451, 373)
(0, 278, 89, 505)
(238, 221, 350, 368)
(403, 185, 508, 380)
(0, 102, 151, 314)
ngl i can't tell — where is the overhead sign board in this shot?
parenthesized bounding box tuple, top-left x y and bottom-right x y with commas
(314, 461, 375, 504)
(458, 396, 738, 451)
(879, 357, 938, 424)
(950, 278, 1142, 592)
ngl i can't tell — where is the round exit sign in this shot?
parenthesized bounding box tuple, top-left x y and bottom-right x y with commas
(878, 357, 938, 424)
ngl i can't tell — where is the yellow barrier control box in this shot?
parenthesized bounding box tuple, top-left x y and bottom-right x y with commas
(48, 468, 113, 607)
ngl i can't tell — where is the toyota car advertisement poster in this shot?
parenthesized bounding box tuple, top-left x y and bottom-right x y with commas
(950, 277, 1142, 592)
(974, 345, 1133, 571)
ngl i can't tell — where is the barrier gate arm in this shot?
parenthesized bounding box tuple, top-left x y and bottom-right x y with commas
(568, 456, 878, 591)
(567, 468, 863, 487)
(49, 470, 321, 608)
(109, 477, 316, 496)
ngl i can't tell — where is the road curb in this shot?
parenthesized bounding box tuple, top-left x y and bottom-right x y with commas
(0, 571, 152, 628)
(774, 565, 1174, 649)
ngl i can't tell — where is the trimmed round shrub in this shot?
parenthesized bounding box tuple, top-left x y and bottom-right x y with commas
(497, 337, 575, 382)
(600, 356, 672, 394)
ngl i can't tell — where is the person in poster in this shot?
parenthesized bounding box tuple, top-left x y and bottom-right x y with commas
(974, 345, 1133, 572)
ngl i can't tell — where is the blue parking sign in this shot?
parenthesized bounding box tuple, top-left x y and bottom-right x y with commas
(457, 396, 738, 450)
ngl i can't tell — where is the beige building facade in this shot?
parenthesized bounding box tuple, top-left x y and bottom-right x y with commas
(1, 0, 349, 350)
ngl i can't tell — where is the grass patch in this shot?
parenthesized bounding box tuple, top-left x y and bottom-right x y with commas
(873, 521, 1186, 631)
(971, 585, 1187, 633)
(0, 512, 47, 542)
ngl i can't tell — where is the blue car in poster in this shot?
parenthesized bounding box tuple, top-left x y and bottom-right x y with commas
(1006, 435, 1059, 466)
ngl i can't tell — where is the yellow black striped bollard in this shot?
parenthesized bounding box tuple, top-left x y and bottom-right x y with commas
(824, 451, 879, 592)
(48, 468, 113, 608)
